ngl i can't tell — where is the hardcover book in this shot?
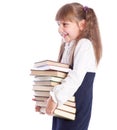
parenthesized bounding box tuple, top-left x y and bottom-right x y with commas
(34, 76, 64, 83)
(34, 60, 70, 68)
(33, 81, 60, 86)
(30, 70, 67, 78)
(33, 85, 53, 91)
(33, 65, 70, 72)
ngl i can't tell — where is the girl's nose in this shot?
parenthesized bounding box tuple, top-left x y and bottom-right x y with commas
(58, 25, 64, 34)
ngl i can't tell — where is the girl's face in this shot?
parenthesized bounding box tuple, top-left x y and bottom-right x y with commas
(57, 20, 81, 43)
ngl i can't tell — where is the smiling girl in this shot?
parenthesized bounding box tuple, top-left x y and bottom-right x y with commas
(36, 2, 102, 130)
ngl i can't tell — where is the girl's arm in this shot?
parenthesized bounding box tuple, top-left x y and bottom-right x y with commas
(50, 39, 97, 106)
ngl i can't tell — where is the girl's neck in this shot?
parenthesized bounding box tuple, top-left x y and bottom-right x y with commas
(66, 40, 76, 45)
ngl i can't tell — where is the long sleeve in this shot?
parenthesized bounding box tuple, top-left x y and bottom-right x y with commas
(50, 38, 97, 106)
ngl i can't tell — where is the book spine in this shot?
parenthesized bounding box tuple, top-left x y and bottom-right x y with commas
(34, 91, 50, 97)
(33, 85, 53, 91)
(54, 109, 75, 120)
(64, 101, 76, 107)
(57, 104, 76, 113)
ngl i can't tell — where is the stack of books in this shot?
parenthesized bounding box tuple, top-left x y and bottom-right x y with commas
(30, 60, 76, 120)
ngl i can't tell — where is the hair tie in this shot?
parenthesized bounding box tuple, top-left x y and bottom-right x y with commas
(83, 6, 88, 12)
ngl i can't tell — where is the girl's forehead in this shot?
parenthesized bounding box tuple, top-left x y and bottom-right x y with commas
(57, 20, 71, 24)
(57, 19, 77, 24)
(57, 20, 69, 23)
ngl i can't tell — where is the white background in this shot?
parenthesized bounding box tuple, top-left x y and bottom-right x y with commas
(0, 0, 117, 130)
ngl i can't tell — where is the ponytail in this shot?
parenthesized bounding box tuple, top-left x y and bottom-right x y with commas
(84, 7, 102, 64)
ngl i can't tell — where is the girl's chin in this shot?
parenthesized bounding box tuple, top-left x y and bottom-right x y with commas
(62, 37, 71, 43)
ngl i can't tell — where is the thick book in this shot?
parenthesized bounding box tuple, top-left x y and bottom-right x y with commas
(32, 85, 53, 91)
(57, 105, 76, 114)
(34, 60, 70, 68)
(33, 81, 60, 86)
(34, 91, 50, 97)
(64, 100, 76, 107)
(54, 109, 75, 120)
(32, 96, 48, 101)
(36, 101, 47, 107)
(34, 76, 64, 83)
(33, 65, 70, 72)
(30, 70, 67, 78)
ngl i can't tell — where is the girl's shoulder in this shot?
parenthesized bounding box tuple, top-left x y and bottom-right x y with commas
(75, 38, 93, 50)
(78, 38, 92, 47)
(74, 38, 94, 54)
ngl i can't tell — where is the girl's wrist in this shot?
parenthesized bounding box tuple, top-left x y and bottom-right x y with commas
(50, 91, 58, 104)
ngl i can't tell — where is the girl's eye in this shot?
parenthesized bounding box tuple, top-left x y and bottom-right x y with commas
(57, 21, 69, 27)
(63, 23, 69, 26)
(57, 22, 60, 26)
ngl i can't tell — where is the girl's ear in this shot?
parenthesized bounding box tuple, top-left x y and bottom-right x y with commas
(79, 19, 86, 31)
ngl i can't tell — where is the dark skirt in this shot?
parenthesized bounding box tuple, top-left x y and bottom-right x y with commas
(52, 72, 95, 130)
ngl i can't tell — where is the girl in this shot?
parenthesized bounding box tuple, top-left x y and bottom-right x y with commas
(36, 2, 102, 130)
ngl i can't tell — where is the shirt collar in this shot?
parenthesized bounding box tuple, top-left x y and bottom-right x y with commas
(64, 40, 76, 49)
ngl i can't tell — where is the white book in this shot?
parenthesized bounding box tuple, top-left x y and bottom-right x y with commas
(32, 65, 71, 72)
(34, 60, 69, 68)
(34, 76, 64, 82)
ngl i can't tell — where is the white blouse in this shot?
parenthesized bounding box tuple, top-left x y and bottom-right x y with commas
(50, 38, 97, 106)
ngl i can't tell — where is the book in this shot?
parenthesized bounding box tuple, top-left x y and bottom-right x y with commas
(34, 76, 64, 83)
(34, 60, 70, 68)
(64, 100, 76, 107)
(30, 70, 67, 78)
(33, 65, 70, 73)
(36, 101, 47, 107)
(33, 81, 60, 86)
(54, 109, 75, 120)
(34, 91, 50, 97)
(67, 96, 75, 102)
(32, 85, 53, 91)
(32, 96, 48, 102)
(57, 104, 76, 113)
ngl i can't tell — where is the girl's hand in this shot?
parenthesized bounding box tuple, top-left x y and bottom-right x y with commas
(35, 105, 41, 112)
(46, 96, 57, 115)
(35, 106, 45, 114)
(33, 98, 41, 112)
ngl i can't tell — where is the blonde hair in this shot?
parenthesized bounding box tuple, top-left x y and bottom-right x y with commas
(56, 2, 102, 65)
